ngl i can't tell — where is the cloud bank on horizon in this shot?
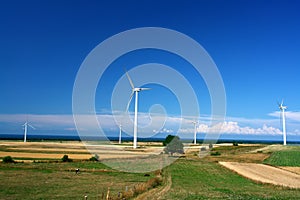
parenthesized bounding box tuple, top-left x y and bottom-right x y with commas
(1, 112, 299, 138)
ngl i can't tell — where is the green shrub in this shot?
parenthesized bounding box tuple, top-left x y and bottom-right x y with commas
(210, 151, 221, 156)
(233, 142, 239, 146)
(164, 136, 184, 155)
(163, 135, 175, 146)
(89, 154, 99, 161)
(61, 155, 72, 162)
(2, 156, 14, 163)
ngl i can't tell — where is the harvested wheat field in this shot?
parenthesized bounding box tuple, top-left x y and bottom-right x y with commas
(0, 141, 164, 161)
(219, 162, 300, 189)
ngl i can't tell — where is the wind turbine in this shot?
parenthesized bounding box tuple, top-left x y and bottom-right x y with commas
(23, 121, 35, 143)
(192, 121, 198, 145)
(118, 124, 122, 144)
(125, 71, 151, 149)
(278, 100, 287, 145)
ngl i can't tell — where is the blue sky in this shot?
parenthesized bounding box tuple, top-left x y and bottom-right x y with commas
(0, 0, 300, 141)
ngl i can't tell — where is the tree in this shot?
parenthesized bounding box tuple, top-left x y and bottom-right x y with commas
(2, 156, 14, 163)
(163, 135, 175, 146)
(61, 155, 72, 162)
(89, 154, 99, 161)
(164, 135, 184, 155)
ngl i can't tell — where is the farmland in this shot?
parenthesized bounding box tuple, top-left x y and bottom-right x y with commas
(0, 141, 300, 199)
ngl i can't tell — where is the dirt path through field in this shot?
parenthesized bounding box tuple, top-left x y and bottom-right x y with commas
(135, 172, 172, 200)
(219, 162, 300, 188)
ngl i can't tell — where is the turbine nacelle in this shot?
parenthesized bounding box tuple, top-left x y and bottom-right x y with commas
(278, 100, 287, 111)
(279, 105, 287, 111)
(133, 87, 151, 92)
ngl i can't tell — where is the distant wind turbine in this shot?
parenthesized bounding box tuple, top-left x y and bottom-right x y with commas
(278, 100, 287, 145)
(23, 121, 35, 143)
(125, 71, 151, 149)
(118, 124, 122, 144)
(192, 121, 198, 145)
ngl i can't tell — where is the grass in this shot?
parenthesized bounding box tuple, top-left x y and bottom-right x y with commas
(264, 150, 300, 167)
(1, 142, 300, 199)
(0, 161, 155, 199)
(162, 159, 300, 199)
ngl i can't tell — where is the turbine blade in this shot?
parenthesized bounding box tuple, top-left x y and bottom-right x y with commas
(281, 99, 284, 106)
(125, 71, 135, 89)
(28, 124, 35, 129)
(126, 91, 135, 112)
(140, 87, 151, 91)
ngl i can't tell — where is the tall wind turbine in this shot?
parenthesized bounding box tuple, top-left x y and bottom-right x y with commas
(278, 100, 287, 145)
(125, 71, 151, 149)
(118, 124, 122, 144)
(23, 121, 35, 143)
(192, 121, 198, 145)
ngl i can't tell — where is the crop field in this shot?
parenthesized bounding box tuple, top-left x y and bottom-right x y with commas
(0, 141, 300, 199)
(264, 150, 300, 166)
(162, 159, 300, 199)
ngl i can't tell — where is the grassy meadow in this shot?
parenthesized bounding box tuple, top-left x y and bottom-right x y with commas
(0, 161, 159, 200)
(0, 141, 300, 199)
(162, 159, 300, 199)
(264, 150, 300, 167)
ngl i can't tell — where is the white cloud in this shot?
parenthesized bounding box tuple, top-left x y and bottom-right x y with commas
(153, 128, 174, 134)
(178, 121, 282, 135)
(0, 113, 299, 136)
(268, 111, 300, 122)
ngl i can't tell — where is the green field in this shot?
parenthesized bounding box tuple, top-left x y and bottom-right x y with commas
(162, 159, 300, 200)
(0, 161, 157, 200)
(264, 150, 300, 166)
(1, 143, 300, 199)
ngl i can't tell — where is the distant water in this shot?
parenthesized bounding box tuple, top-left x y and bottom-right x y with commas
(1, 133, 299, 144)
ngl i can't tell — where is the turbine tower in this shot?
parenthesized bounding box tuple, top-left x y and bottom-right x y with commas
(125, 71, 151, 149)
(192, 121, 198, 145)
(23, 121, 35, 143)
(118, 124, 122, 144)
(278, 100, 287, 145)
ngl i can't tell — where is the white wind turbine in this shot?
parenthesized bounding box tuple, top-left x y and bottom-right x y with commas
(118, 124, 122, 144)
(125, 71, 151, 149)
(278, 100, 287, 145)
(23, 121, 35, 143)
(192, 121, 198, 145)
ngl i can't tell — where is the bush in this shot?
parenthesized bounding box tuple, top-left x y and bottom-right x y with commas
(233, 142, 239, 146)
(209, 143, 213, 149)
(61, 155, 72, 162)
(164, 136, 184, 155)
(211, 151, 221, 156)
(163, 135, 175, 146)
(89, 154, 99, 161)
(2, 156, 14, 163)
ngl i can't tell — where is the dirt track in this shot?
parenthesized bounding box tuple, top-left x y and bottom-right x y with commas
(219, 162, 300, 189)
(135, 172, 172, 200)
